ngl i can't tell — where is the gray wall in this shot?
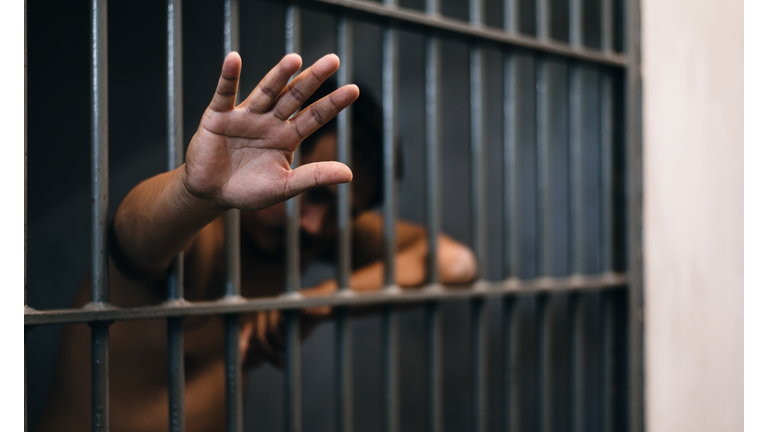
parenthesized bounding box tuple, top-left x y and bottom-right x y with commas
(26, 0, 615, 431)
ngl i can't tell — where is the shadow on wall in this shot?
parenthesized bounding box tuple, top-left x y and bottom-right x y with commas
(26, 0, 613, 431)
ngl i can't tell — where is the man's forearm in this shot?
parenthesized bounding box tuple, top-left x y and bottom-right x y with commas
(112, 166, 226, 280)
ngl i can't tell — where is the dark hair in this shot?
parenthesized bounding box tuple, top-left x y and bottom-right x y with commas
(300, 80, 403, 209)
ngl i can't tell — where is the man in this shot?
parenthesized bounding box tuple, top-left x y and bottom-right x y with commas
(37, 52, 476, 432)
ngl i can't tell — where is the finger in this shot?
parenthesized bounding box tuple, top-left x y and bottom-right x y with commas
(281, 161, 353, 201)
(270, 54, 340, 121)
(243, 54, 303, 114)
(289, 84, 359, 140)
(255, 312, 284, 369)
(209, 52, 243, 112)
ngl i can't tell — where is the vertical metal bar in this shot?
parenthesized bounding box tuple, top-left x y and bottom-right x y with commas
(90, 1, 110, 431)
(285, 4, 301, 55)
(90, 0, 109, 306)
(536, 0, 550, 39)
(166, 1, 185, 430)
(470, 0, 484, 27)
(224, 315, 243, 432)
(568, 59, 585, 432)
(90, 321, 110, 432)
(599, 70, 615, 432)
(383, 304, 400, 432)
(536, 57, 551, 278)
(283, 7, 303, 432)
(569, 64, 583, 276)
(336, 15, 353, 293)
(568, 292, 585, 432)
(285, 309, 302, 432)
(502, 297, 520, 432)
(535, 52, 553, 432)
(425, 29, 441, 286)
(470, 54, 486, 277)
(600, 71, 613, 275)
(223, 3, 243, 432)
(167, 318, 185, 432)
(424, 1, 442, 425)
(601, 0, 613, 53)
(24, 1, 29, 430)
(569, 0, 582, 47)
(536, 294, 553, 432)
(382, 6, 400, 431)
(335, 306, 353, 432)
(425, 302, 443, 432)
(502, 53, 518, 280)
(224, 0, 239, 55)
(504, 0, 518, 33)
(501, 13, 519, 425)
(470, 298, 488, 432)
(382, 14, 398, 289)
(335, 14, 354, 432)
(469, 0, 488, 421)
(284, 4, 301, 296)
(223, 3, 241, 301)
(601, 292, 616, 432)
(626, 0, 645, 428)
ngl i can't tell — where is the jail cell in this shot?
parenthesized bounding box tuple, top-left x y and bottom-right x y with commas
(24, 0, 643, 430)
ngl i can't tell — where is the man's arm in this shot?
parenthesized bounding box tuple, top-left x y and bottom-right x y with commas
(240, 213, 477, 369)
(111, 52, 359, 280)
(348, 211, 478, 289)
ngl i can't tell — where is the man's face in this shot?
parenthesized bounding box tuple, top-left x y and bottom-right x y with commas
(241, 132, 373, 259)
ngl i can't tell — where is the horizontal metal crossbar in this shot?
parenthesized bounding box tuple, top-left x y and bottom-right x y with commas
(267, 0, 628, 67)
(25, 272, 626, 326)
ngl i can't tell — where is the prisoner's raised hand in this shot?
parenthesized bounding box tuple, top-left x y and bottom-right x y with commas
(183, 52, 358, 211)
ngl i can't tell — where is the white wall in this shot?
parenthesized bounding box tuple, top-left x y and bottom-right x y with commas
(643, 0, 743, 430)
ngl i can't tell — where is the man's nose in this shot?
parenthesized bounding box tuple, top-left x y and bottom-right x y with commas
(300, 203, 327, 236)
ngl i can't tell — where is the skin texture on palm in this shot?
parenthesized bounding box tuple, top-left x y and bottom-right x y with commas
(184, 52, 358, 211)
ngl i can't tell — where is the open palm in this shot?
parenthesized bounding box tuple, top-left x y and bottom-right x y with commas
(183, 52, 358, 211)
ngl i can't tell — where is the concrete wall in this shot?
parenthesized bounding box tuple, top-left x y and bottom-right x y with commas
(642, 0, 744, 430)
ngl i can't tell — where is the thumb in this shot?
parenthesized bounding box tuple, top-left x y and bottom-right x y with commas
(283, 161, 353, 198)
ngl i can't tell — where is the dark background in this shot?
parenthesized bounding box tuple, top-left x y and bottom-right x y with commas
(26, 0, 621, 431)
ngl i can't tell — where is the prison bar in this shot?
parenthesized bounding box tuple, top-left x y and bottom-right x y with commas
(568, 0, 587, 426)
(536, 0, 550, 40)
(335, 13, 354, 432)
(569, 289, 586, 432)
(501, 2, 520, 428)
(24, 0, 29, 429)
(382, 2, 401, 429)
(267, 0, 623, 66)
(89, 0, 111, 431)
(222, 2, 244, 432)
(602, 0, 613, 54)
(25, 275, 626, 325)
(284, 5, 303, 431)
(468, 13, 488, 432)
(165, 1, 186, 431)
(501, 297, 520, 432)
(424, 0, 443, 425)
(535, 21, 555, 430)
(600, 68, 616, 432)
